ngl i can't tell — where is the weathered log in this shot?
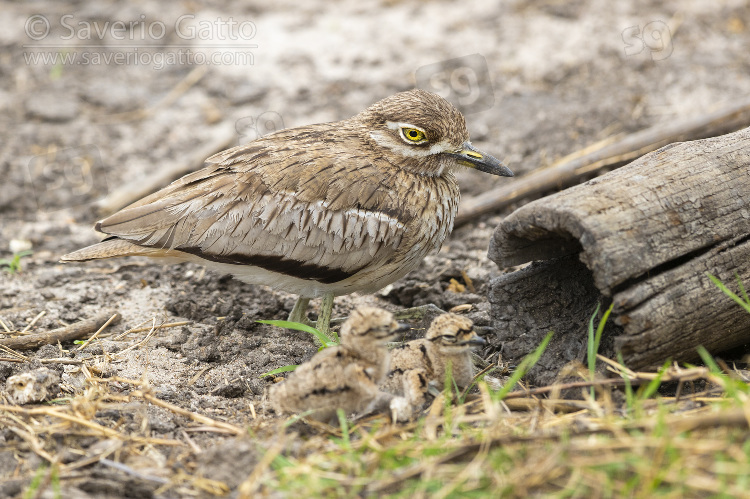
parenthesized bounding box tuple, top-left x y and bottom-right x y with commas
(0, 312, 120, 351)
(488, 126, 750, 379)
(456, 96, 750, 227)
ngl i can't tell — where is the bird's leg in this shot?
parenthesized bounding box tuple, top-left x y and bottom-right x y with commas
(402, 369, 430, 408)
(288, 296, 312, 326)
(315, 292, 336, 342)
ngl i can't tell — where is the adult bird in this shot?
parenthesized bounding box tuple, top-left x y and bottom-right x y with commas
(61, 89, 513, 336)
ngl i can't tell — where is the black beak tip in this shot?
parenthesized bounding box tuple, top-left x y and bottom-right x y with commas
(459, 334, 486, 347)
(395, 323, 411, 333)
(470, 335, 487, 346)
(500, 165, 515, 177)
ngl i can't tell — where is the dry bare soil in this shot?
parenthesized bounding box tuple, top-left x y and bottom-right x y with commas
(2, 0, 750, 497)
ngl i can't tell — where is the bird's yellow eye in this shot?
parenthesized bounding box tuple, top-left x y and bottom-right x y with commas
(400, 127, 427, 144)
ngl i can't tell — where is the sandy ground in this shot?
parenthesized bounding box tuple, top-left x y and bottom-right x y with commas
(1, 0, 750, 496)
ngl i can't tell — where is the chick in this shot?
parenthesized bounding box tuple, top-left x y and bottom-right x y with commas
(380, 313, 486, 409)
(269, 306, 410, 422)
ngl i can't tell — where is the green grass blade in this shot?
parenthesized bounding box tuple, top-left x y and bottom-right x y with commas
(696, 345, 722, 374)
(337, 409, 351, 450)
(696, 345, 741, 399)
(617, 351, 634, 413)
(23, 465, 47, 499)
(587, 303, 601, 382)
(260, 365, 299, 377)
(707, 273, 750, 314)
(1, 250, 33, 274)
(735, 273, 750, 304)
(51, 465, 61, 499)
(595, 303, 614, 355)
(443, 361, 454, 424)
(587, 302, 613, 398)
(494, 331, 553, 401)
(452, 373, 462, 404)
(639, 359, 670, 400)
(257, 319, 338, 347)
(271, 453, 296, 471)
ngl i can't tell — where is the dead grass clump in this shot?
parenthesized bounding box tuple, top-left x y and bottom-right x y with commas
(2, 311, 749, 498)
(256, 356, 750, 498)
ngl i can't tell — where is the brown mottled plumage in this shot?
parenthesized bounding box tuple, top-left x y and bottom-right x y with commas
(268, 307, 409, 422)
(61, 90, 513, 332)
(380, 313, 485, 410)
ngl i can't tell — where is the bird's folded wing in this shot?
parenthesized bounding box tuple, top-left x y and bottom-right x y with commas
(96, 144, 406, 280)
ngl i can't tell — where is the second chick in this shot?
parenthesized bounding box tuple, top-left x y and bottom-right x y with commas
(380, 313, 485, 410)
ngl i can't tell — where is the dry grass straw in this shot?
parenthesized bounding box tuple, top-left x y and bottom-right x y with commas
(257, 356, 750, 497)
(0, 319, 248, 497)
(0, 378, 242, 496)
(3, 311, 750, 497)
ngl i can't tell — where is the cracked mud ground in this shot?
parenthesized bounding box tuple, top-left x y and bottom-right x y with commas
(2, 0, 750, 496)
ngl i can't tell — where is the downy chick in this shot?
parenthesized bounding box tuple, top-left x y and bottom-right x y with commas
(269, 306, 409, 422)
(380, 313, 485, 409)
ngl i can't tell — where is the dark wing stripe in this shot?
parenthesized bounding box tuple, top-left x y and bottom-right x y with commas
(419, 343, 434, 372)
(175, 246, 359, 284)
(302, 386, 351, 399)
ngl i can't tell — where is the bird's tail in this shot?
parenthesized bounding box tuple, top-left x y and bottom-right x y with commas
(60, 238, 162, 262)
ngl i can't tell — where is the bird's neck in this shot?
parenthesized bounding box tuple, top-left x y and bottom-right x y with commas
(397, 156, 455, 179)
(433, 350, 474, 386)
(346, 341, 389, 376)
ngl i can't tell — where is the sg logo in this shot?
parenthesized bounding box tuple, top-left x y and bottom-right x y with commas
(26, 145, 108, 213)
(235, 111, 285, 146)
(415, 54, 494, 115)
(622, 21, 673, 61)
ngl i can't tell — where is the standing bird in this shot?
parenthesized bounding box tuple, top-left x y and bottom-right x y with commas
(380, 313, 485, 410)
(268, 306, 409, 422)
(61, 90, 513, 335)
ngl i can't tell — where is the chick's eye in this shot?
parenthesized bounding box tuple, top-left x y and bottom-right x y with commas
(401, 127, 427, 143)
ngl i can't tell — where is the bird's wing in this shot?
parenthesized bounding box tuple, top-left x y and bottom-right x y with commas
(388, 340, 429, 372)
(96, 134, 406, 282)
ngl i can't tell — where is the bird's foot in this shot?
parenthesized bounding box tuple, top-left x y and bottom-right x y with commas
(389, 396, 413, 422)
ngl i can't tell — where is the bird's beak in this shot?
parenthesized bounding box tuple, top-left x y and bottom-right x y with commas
(395, 323, 411, 334)
(448, 141, 514, 177)
(459, 333, 487, 348)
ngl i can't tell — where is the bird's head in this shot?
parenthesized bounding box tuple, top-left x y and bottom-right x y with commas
(360, 89, 514, 178)
(426, 313, 486, 355)
(340, 306, 407, 345)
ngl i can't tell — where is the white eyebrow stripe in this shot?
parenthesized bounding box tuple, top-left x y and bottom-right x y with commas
(382, 121, 455, 156)
(385, 121, 426, 133)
